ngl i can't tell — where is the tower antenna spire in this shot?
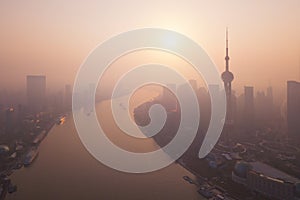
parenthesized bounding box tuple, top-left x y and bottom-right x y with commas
(226, 27, 228, 50)
(225, 27, 230, 71)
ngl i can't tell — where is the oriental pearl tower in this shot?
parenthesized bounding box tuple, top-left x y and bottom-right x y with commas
(221, 28, 234, 138)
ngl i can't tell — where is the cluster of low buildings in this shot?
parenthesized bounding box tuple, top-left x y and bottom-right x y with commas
(199, 138, 300, 200)
(232, 161, 300, 200)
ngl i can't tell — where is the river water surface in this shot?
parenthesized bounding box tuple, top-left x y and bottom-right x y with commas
(7, 99, 204, 200)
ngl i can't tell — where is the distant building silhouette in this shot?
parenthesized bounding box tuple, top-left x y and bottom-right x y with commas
(266, 86, 273, 103)
(255, 87, 274, 127)
(0, 105, 4, 134)
(244, 86, 254, 130)
(64, 84, 72, 111)
(177, 82, 196, 114)
(287, 81, 300, 138)
(189, 79, 197, 92)
(266, 86, 274, 118)
(255, 91, 267, 126)
(5, 107, 15, 133)
(198, 86, 211, 133)
(26, 75, 46, 113)
(161, 84, 177, 112)
(49, 91, 63, 113)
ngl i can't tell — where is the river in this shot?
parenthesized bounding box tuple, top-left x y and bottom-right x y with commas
(6, 98, 204, 200)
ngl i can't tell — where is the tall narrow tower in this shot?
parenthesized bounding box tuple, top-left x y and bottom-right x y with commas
(221, 28, 234, 131)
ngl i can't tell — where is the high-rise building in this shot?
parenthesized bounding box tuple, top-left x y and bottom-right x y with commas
(26, 75, 46, 113)
(287, 81, 300, 138)
(244, 86, 254, 130)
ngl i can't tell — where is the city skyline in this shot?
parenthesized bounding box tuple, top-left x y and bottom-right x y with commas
(1, 2, 300, 199)
(0, 0, 300, 93)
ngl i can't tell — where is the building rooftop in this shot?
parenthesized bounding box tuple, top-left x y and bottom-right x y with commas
(287, 80, 300, 85)
(250, 161, 300, 183)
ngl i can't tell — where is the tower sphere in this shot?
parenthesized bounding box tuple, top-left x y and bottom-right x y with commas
(221, 70, 234, 83)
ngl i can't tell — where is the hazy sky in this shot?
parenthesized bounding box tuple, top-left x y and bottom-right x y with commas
(0, 0, 299, 95)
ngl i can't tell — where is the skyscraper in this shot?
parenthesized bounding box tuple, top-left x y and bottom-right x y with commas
(287, 81, 300, 138)
(26, 75, 46, 113)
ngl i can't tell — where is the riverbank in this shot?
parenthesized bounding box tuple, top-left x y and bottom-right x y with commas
(0, 114, 64, 200)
